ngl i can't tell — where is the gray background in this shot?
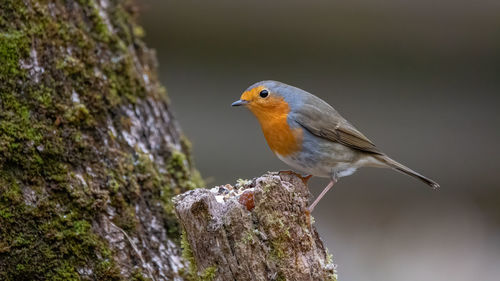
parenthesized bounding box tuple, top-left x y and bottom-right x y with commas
(138, 1, 500, 280)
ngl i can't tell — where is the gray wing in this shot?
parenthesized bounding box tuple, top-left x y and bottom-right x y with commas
(291, 97, 383, 155)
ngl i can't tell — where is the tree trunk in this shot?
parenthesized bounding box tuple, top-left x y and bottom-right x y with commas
(0, 1, 201, 280)
(174, 172, 337, 281)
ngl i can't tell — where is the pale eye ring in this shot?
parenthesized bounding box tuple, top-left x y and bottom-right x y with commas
(259, 89, 269, 98)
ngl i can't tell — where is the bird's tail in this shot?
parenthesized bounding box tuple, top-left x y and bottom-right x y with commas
(375, 155, 440, 189)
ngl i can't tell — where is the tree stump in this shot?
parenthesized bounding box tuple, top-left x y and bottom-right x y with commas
(174, 172, 337, 281)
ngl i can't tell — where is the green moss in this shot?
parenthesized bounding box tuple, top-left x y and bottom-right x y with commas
(255, 184, 293, 263)
(200, 266, 217, 281)
(55, 55, 86, 75)
(0, 31, 29, 78)
(269, 220, 293, 262)
(130, 269, 152, 281)
(77, 0, 112, 42)
(64, 104, 95, 126)
(235, 178, 252, 189)
(133, 26, 145, 38)
(241, 230, 255, 244)
(326, 249, 338, 281)
(276, 272, 287, 281)
(49, 262, 80, 281)
(0, 199, 122, 279)
(167, 149, 203, 190)
(181, 230, 198, 280)
(167, 151, 189, 181)
(270, 239, 286, 261)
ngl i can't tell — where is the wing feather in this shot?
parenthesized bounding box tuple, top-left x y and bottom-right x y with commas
(292, 99, 383, 155)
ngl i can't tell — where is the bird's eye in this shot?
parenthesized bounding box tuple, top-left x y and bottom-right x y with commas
(259, 90, 269, 98)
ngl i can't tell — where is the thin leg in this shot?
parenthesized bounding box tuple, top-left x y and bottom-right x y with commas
(308, 178, 337, 213)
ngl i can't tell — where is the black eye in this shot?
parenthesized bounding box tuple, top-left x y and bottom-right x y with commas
(259, 89, 269, 98)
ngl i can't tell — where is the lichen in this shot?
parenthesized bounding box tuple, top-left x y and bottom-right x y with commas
(241, 230, 256, 244)
(326, 249, 338, 281)
(235, 178, 252, 188)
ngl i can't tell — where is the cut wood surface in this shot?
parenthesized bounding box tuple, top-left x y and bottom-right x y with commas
(175, 172, 337, 281)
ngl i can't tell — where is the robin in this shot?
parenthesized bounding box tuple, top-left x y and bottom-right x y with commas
(232, 80, 439, 212)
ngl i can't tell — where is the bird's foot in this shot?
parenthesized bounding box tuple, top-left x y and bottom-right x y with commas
(278, 170, 296, 175)
(278, 170, 313, 185)
(301, 174, 313, 185)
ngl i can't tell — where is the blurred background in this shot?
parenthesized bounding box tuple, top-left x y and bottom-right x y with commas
(138, 1, 500, 280)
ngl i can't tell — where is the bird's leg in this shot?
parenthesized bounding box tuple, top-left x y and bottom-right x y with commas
(307, 174, 337, 213)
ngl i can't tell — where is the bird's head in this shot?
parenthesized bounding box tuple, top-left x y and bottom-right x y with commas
(232, 80, 306, 120)
(232, 80, 306, 155)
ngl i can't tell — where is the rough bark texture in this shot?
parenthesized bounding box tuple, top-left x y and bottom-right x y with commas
(0, 1, 200, 280)
(174, 172, 337, 281)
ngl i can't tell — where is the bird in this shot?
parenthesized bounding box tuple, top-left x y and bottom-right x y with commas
(232, 80, 439, 212)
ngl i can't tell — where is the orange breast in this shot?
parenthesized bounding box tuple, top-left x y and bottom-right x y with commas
(248, 98, 303, 156)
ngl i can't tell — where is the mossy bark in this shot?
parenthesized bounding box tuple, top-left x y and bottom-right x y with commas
(0, 1, 201, 280)
(174, 172, 337, 281)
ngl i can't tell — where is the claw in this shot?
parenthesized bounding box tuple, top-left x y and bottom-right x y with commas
(301, 174, 313, 185)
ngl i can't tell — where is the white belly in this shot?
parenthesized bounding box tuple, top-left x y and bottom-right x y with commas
(276, 146, 382, 179)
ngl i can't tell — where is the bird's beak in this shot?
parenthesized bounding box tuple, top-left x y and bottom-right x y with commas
(231, 99, 249, 107)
